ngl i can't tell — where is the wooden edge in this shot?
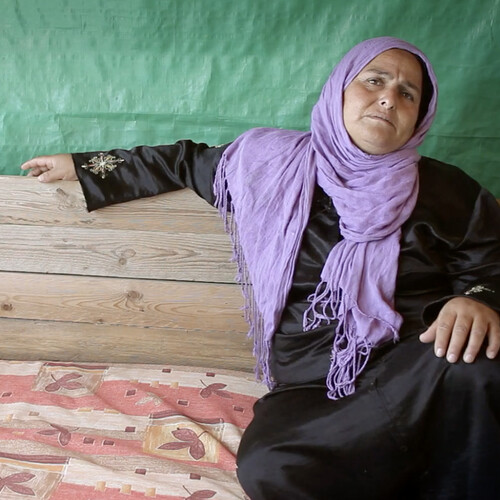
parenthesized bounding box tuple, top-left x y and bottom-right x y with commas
(0, 271, 246, 331)
(0, 318, 255, 372)
(0, 175, 223, 232)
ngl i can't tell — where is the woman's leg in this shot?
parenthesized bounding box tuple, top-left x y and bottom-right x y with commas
(237, 383, 417, 499)
(237, 336, 500, 499)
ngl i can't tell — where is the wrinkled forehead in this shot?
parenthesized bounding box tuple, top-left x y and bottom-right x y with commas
(343, 48, 423, 90)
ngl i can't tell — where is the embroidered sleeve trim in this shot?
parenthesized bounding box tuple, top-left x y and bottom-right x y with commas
(81, 153, 124, 179)
(464, 285, 495, 295)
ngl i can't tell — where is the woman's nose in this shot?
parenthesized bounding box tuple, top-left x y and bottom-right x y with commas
(379, 89, 397, 109)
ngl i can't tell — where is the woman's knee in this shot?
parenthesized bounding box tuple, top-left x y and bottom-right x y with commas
(443, 353, 500, 394)
(236, 429, 290, 499)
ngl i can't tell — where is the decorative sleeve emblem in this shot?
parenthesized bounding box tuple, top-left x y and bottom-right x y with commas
(464, 285, 495, 295)
(81, 153, 124, 179)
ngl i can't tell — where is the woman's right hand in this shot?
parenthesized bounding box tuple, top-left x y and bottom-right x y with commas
(20, 154, 77, 182)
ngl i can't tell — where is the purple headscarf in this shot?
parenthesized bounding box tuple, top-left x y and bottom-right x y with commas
(214, 37, 438, 399)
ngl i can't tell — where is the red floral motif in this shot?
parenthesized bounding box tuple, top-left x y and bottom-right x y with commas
(0, 472, 36, 496)
(44, 372, 84, 392)
(199, 382, 232, 399)
(38, 423, 75, 446)
(158, 428, 206, 460)
(183, 486, 216, 499)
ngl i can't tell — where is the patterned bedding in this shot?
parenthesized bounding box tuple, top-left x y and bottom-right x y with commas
(0, 361, 266, 499)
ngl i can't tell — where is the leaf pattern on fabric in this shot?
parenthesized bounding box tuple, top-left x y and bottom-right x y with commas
(38, 423, 75, 446)
(0, 359, 266, 497)
(44, 373, 84, 393)
(185, 489, 217, 500)
(158, 428, 206, 460)
(199, 382, 232, 399)
(0, 472, 36, 496)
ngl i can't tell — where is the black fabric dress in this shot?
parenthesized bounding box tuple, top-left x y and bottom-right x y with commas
(73, 142, 500, 500)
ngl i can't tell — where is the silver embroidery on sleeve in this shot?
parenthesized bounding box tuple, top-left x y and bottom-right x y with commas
(464, 285, 495, 295)
(82, 153, 124, 179)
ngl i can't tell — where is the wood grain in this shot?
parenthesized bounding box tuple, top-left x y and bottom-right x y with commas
(0, 271, 246, 332)
(0, 175, 254, 371)
(0, 175, 226, 233)
(0, 224, 236, 282)
(0, 318, 255, 371)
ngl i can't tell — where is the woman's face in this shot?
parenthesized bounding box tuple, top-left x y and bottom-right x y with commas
(342, 49, 423, 155)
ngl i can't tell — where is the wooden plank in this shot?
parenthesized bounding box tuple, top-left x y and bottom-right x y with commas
(0, 224, 236, 282)
(0, 318, 255, 371)
(0, 271, 247, 332)
(0, 176, 225, 233)
(0, 176, 254, 372)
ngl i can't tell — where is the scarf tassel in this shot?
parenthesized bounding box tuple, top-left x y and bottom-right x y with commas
(214, 155, 274, 388)
(305, 283, 372, 400)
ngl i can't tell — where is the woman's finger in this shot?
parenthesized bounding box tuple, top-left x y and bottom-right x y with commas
(486, 323, 500, 359)
(432, 310, 457, 358)
(461, 317, 488, 363)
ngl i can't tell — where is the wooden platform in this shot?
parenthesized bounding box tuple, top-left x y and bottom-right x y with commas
(0, 176, 253, 371)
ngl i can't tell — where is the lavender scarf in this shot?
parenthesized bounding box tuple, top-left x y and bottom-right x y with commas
(214, 37, 438, 399)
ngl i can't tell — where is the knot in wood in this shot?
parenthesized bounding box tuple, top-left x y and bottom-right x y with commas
(118, 249, 136, 266)
(1, 303, 13, 311)
(121, 249, 136, 258)
(126, 290, 142, 300)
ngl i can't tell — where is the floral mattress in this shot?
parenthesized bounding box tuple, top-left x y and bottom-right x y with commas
(0, 360, 266, 499)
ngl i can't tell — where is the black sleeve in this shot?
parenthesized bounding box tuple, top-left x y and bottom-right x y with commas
(421, 183, 500, 323)
(72, 140, 229, 211)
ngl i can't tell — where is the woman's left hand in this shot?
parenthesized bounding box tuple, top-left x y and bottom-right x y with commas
(419, 297, 500, 363)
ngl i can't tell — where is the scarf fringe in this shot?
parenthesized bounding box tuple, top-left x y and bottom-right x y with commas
(214, 155, 273, 389)
(304, 281, 372, 400)
(327, 329, 371, 400)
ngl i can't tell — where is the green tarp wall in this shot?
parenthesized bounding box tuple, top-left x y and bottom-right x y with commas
(3, 0, 500, 195)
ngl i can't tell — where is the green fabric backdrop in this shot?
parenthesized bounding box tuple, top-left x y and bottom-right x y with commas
(3, 0, 500, 194)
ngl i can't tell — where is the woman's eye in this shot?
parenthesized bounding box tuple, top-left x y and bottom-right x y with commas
(402, 91, 414, 101)
(367, 78, 380, 85)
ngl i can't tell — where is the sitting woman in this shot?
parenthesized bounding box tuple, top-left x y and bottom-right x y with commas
(22, 37, 500, 499)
